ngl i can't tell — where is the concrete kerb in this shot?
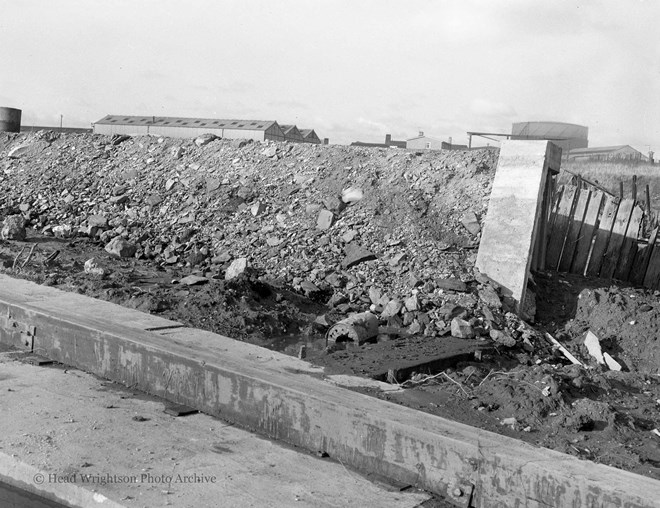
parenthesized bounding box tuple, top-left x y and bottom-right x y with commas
(0, 452, 125, 508)
(1, 275, 659, 507)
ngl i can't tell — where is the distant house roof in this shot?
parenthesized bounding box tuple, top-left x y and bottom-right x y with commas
(299, 129, 316, 137)
(406, 135, 443, 142)
(93, 115, 278, 131)
(280, 124, 302, 135)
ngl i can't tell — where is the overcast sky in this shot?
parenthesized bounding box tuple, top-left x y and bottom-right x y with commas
(1, 0, 658, 152)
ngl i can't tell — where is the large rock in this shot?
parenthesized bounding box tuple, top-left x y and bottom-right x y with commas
(461, 211, 481, 236)
(104, 237, 137, 258)
(225, 258, 248, 280)
(342, 243, 376, 269)
(451, 317, 475, 339)
(1, 215, 26, 240)
(317, 210, 334, 230)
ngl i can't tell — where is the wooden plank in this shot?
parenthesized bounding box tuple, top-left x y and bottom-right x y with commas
(644, 239, 660, 289)
(632, 175, 638, 202)
(558, 188, 590, 272)
(586, 195, 619, 277)
(571, 190, 604, 275)
(630, 227, 658, 286)
(547, 183, 564, 232)
(2, 275, 658, 507)
(614, 204, 644, 281)
(545, 185, 578, 271)
(600, 199, 635, 279)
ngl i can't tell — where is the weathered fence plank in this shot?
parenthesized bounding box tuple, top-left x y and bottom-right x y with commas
(559, 189, 591, 273)
(571, 190, 604, 275)
(643, 240, 660, 289)
(614, 204, 644, 281)
(545, 185, 578, 271)
(600, 199, 635, 279)
(586, 196, 619, 277)
(630, 227, 658, 286)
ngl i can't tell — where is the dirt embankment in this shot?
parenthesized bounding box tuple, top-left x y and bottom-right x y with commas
(2, 131, 660, 480)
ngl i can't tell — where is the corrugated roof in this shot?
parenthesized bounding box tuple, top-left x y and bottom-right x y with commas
(94, 115, 278, 131)
(280, 124, 301, 135)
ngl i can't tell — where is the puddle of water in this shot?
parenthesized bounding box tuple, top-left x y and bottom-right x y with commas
(261, 334, 327, 357)
(0, 481, 71, 508)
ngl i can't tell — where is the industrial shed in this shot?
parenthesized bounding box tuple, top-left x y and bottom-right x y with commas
(568, 145, 646, 162)
(92, 115, 286, 142)
(280, 125, 304, 143)
(300, 129, 321, 144)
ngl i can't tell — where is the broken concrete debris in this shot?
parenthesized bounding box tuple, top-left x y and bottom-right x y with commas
(326, 312, 379, 346)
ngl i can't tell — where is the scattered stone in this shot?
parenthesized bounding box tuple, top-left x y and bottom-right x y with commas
(342, 243, 376, 269)
(435, 278, 468, 292)
(7, 145, 30, 159)
(584, 331, 605, 365)
(84, 258, 105, 276)
(389, 253, 407, 266)
(251, 201, 267, 216)
(461, 211, 481, 235)
(87, 215, 109, 228)
(180, 275, 209, 286)
(341, 187, 363, 204)
(317, 210, 335, 230)
(342, 230, 357, 243)
(104, 237, 137, 258)
(1, 215, 26, 240)
(52, 225, 74, 238)
(195, 133, 218, 146)
(451, 317, 475, 339)
(381, 299, 403, 318)
(603, 352, 622, 371)
(478, 285, 501, 309)
(225, 257, 248, 280)
(404, 294, 419, 312)
(261, 146, 278, 158)
(490, 329, 516, 347)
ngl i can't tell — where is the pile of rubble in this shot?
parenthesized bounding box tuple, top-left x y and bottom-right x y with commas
(1, 130, 508, 343)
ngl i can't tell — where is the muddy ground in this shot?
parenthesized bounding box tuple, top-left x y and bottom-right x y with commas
(1, 131, 659, 481)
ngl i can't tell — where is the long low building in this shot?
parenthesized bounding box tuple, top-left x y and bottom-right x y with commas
(93, 115, 287, 142)
(568, 145, 647, 162)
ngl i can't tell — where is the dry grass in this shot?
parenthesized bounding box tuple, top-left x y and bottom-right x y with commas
(560, 160, 660, 208)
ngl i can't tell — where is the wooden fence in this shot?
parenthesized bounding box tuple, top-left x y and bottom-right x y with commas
(544, 175, 660, 288)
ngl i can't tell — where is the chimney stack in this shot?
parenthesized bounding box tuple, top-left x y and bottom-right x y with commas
(323, 138, 329, 145)
(419, 131, 424, 137)
(385, 134, 392, 144)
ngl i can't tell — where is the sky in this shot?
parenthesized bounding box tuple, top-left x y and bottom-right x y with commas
(1, 0, 659, 153)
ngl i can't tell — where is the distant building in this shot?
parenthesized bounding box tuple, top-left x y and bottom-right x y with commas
(441, 141, 468, 150)
(299, 129, 321, 144)
(568, 145, 647, 162)
(406, 132, 444, 150)
(351, 134, 406, 148)
(92, 115, 286, 142)
(280, 124, 304, 143)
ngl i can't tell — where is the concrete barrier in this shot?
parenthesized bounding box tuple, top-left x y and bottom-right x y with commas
(1, 274, 659, 507)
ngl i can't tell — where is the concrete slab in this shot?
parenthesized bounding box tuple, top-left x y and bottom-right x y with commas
(0, 353, 431, 508)
(476, 140, 561, 314)
(1, 274, 660, 507)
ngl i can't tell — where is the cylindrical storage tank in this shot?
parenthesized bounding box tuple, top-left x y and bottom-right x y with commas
(0, 107, 21, 133)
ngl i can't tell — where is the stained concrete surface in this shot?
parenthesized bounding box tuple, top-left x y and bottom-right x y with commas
(0, 352, 431, 508)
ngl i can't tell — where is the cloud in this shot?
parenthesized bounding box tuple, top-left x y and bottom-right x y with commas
(470, 99, 517, 118)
